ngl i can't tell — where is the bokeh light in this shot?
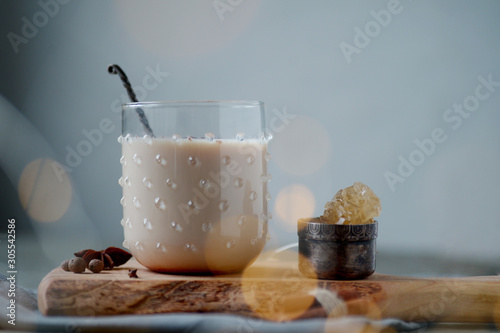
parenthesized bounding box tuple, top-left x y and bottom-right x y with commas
(275, 184, 315, 232)
(495, 296, 500, 331)
(203, 214, 266, 274)
(18, 158, 72, 223)
(271, 115, 331, 176)
(241, 249, 318, 321)
(310, 288, 347, 318)
(114, 0, 261, 58)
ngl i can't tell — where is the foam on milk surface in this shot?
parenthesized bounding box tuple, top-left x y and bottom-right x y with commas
(120, 137, 270, 273)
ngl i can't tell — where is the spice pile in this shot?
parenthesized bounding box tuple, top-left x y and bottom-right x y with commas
(61, 247, 132, 274)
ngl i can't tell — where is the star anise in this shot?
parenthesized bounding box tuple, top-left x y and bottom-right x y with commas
(128, 269, 138, 278)
(74, 247, 132, 269)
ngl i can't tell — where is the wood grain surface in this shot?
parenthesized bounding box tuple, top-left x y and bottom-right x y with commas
(38, 258, 500, 323)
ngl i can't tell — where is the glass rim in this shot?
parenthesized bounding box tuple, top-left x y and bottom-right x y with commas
(122, 100, 264, 108)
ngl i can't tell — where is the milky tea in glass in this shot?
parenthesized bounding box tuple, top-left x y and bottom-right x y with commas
(119, 101, 271, 273)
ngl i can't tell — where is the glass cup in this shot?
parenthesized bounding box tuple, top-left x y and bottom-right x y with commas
(119, 101, 271, 274)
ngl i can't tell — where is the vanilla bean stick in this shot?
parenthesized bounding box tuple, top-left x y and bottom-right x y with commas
(108, 64, 155, 137)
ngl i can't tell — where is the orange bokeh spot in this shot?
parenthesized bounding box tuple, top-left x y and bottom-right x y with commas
(241, 249, 318, 321)
(274, 184, 315, 232)
(18, 158, 72, 222)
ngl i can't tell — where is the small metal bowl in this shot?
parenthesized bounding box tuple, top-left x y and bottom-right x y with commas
(297, 218, 378, 280)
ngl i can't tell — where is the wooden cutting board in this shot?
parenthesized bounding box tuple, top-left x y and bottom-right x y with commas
(38, 257, 500, 323)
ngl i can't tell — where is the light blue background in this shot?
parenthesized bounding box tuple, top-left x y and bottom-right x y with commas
(1, 0, 499, 287)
